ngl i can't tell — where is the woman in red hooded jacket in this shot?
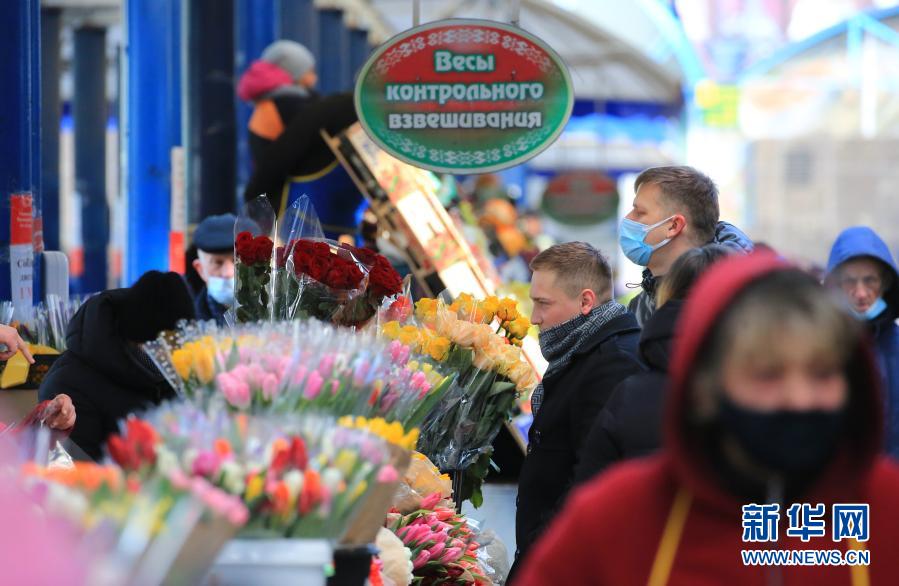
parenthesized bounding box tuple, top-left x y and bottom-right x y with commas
(515, 252, 899, 585)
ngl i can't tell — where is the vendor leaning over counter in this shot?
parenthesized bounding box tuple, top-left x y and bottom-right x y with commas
(38, 271, 195, 460)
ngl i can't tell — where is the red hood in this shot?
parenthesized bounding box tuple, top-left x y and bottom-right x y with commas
(237, 60, 293, 102)
(664, 251, 884, 507)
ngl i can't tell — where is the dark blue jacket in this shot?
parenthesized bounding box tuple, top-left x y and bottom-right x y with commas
(194, 286, 228, 326)
(826, 226, 899, 459)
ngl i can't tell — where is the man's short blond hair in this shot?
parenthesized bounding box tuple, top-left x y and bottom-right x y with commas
(530, 242, 612, 300)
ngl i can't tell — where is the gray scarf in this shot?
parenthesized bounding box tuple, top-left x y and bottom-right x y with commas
(531, 300, 627, 414)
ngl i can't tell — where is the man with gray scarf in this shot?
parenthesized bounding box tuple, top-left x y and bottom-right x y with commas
(509, 242, 643, 579)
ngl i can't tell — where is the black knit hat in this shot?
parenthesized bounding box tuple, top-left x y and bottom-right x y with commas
(117, 271, 196, 342)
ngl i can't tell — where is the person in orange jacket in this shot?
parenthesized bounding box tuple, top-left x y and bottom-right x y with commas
(515, 252, 899, 585)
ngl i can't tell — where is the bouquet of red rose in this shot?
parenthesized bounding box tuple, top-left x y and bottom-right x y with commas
(349, 245, 405, 308)
(274, 195, 324, 320)
(287, 239, 372, 326)
(234, 230, 274, 323)
(231, 196, 277, 323)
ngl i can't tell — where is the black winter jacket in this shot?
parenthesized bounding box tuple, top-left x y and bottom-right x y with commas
(514, 313, 642, 565)
(243, 91, 358, 211)
(574, 300, 683, 485)
(38, 290, 176, 460)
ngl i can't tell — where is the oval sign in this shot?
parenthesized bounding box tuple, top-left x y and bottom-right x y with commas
(541, 171, 619, 226)
(355, 19, 574, 175)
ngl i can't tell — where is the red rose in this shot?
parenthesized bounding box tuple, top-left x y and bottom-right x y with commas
(236, 231, 253, 247)
(253, 236, 274, 264)
(368, 256, 403, 299)
(348, 245, 378, 267)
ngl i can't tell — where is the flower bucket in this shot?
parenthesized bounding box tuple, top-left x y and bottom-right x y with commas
(203, 538, 332, 586)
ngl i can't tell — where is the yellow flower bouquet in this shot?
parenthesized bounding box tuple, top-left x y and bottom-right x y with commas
(380, 294, 538, 507)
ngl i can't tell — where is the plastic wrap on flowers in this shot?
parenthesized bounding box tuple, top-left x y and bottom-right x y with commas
(19, 459, 247, 585)
(274, 195, 325, 321)
(470, 527, 509, 586)
(114, 402, 399, 541)
(384, 492, 490, 585)
(392, 452, 453, 515)
(143, 321, 453, 436)
(287, 239, 373, 327)
(232, 196, 276, 323)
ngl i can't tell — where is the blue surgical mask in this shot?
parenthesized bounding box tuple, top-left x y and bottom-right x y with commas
(207, 276, 234, 307)
(852, 297, 887, 321)
(619, 216, 674, 266)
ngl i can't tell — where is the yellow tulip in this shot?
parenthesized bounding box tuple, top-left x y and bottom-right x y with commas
(335, 449, 358, 476)
(194, 349, 216, 384)
(349, 480, 368, 502)
(496, 298, 519, 322)
(246, 474, 264, 501)
(172, 349, 193, 380)
(382, 321, 401, 340)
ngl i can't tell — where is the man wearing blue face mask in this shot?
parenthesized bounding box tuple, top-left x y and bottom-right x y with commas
(192, 214, 238, 326)
(825, 226, 899, 459)
(620, 166, 753, 326)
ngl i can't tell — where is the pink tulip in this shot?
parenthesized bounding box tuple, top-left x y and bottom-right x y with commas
(228, 502, 249, 526)
(353, 359, 371, 386)
(420, 492, 441, 510)
(417, 383, 432, 399)
(192, 451, 220, 477)
(412, 550, 431, 569)
(261, 373, 279, 400)
(330, 380, 339, 395)
(403, 524, 430, 545)
(238, 346, 257, 363)
(277, 356, 291, 380)
(435, 508, 454, 521)
(377, 465, 399, 483)
(305, 370, 324, 399)
(411, 371, 428, 390)
(388, 340, 409, 365)
(439, 547, 463, 563)
(427, 542, 446, 559)
(318, 354, 335, 376)
(291, 365, 308, 387)
(219, 374, 251, 409)
(247, 364, 266, 388)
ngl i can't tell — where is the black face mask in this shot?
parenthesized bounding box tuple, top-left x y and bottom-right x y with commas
(717, 395, 846, 476)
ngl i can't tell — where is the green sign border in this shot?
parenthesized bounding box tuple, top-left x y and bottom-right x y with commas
(354, 18, 574, 175)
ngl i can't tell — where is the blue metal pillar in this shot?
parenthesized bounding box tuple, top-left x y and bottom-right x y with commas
(123, 0, 181, 285)
(279, 0, 319, 59)
(184, 0, 237, 222)
(40, 7, 61, 254)
(235, 0, 278, 199)
(349, 28, 371, 82)
(0, 0, 40, 311)
(318, 9, 351, 94)
(74, 27, 108, 293)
